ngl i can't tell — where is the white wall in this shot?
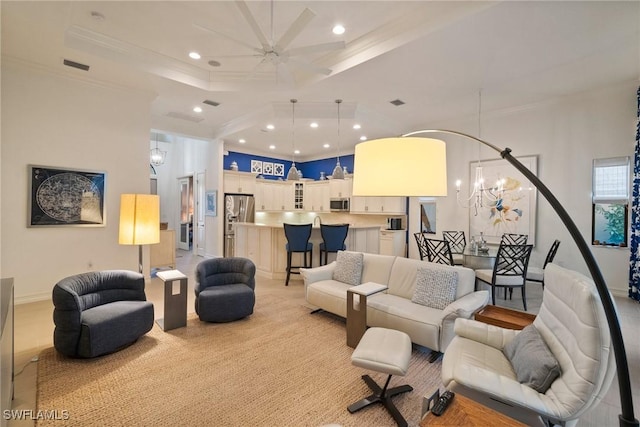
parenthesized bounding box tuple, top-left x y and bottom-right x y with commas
(1, 60, 155, 302)
(408, 81, 637, 296)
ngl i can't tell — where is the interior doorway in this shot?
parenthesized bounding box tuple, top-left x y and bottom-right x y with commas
(177, 176, 193, 251)
(195, 171, 206, 256)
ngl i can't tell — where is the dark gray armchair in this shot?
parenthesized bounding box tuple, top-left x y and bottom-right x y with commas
(53, 270, 154, 358)
(195, 257, 256, 322)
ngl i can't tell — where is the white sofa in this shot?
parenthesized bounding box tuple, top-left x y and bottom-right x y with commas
(300, 252, 489, 353)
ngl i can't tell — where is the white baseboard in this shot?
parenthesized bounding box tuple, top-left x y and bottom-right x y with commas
(15, 292, 50, 305)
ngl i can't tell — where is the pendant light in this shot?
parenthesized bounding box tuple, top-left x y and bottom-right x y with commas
(150, 133, 166, 166)
(286, 99, 301, 181)
(331, 99, 344, 179)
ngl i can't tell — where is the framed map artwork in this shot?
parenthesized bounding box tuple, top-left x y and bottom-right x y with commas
(28, 165, 106, 227)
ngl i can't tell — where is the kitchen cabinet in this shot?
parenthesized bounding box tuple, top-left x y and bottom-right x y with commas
(150, 229, 176, 268)
(380, 229, 406, 257)
(347, 227, 380, 254)
(223, 171, 257, 195)
(350, 196, 406, 214)
(255, 180, 298, 211)
(329, 178, 352, 198)
(304, 181, 330, 212)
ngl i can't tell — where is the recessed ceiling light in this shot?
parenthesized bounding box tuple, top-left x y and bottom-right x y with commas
(323, 143, 330, 148)
(266, 124, 275, 130)
(208, 60, 221, 67)
(360, 136, 367, 141)
(239, 139, 246, 144)
(353, 124, 361, 130)
(332, 24, 345, 35)
(189, 52, 201, 60)
(269, 145, 276, 150)
(294, 150, 300, 155)
(310, 122, 319, 128)
(193, 106, 203, 113)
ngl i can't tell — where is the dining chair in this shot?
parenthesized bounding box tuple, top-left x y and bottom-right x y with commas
(414, 232, 429, 261)
(319, 223, 350, 265)
(500, 233, 528, 245)
(425, 238, 454, 265)
(283, 223, 313, 286)
(442, 231, 466, 265)
(475, 243, 533, 311)
(526, 239, 561, 288)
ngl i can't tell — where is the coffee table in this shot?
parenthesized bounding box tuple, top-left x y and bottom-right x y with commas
(420, 393, 527, 426)
(474, 305, 536, 330)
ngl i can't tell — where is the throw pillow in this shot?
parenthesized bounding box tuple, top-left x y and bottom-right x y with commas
(503, 324, 561, 393)
(332, 251, 364, 286)
(411, 267, 458, 310)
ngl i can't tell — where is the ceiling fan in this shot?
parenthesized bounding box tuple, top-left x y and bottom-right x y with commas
(194, 0, 345, 81)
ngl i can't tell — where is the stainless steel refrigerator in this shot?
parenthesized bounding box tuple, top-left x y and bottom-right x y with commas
(224, 194, 255, 257)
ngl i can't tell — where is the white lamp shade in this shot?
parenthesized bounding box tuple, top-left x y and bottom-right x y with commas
(352, 137, 448, 197)
(119, 194, 160, 245)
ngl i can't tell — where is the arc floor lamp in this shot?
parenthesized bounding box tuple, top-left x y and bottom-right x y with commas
(352, 130, 637, 427)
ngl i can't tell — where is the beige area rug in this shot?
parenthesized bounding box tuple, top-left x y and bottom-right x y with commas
(36, 294, 443, 427)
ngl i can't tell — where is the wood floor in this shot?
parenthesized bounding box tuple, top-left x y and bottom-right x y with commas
(8, 251, 640, 426)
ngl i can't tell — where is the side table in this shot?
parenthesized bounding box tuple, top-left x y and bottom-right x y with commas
(155, 270, 188, 331)
(474, 305, 536, 330)
(420, 393, 527, 426)
(346, 282, 388, 348)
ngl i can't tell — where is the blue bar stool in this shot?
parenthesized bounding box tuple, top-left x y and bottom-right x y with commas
(283, 223, 313, 286)
(319, 223, 349, 265)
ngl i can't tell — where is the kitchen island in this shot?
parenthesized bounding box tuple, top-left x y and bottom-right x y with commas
(233, 223, 381, 280)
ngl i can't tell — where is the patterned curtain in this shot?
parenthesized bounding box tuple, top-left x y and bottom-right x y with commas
(629, 86, 640, 301)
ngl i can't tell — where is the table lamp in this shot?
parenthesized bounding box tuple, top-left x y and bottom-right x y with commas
(119, 194, 160, 274)
(352, 130, 637, 427)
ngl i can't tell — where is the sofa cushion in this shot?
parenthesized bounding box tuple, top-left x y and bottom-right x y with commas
(361, 253, 396, 285)
(333, 251, 364, 286)
(411, 267, 458, 310)
(387, 257, 473, 300)
(503, 324, 561, 393)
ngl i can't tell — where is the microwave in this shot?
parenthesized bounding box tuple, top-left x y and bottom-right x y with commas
(330, 198, 350, 212)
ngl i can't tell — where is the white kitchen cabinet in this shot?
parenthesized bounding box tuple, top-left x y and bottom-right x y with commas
(304, 181, 330, 212)
(347, 227, 380, 254)
(329, 178, 352, 198)
(223, 171, 256, 195)
(255, 180, 292, 211)
(349, 196, 406, 214)
(380, 229, 406, 257)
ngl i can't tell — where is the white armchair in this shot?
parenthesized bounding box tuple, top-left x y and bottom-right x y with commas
(441, 263, 616, 426)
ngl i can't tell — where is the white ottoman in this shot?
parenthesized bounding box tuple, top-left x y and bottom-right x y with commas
(347, 327, 413, 427)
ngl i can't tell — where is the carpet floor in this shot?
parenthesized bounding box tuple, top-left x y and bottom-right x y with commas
(36, 294, 443, 426)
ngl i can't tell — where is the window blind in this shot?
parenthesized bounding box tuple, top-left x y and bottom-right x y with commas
(592, 156, 630, 204)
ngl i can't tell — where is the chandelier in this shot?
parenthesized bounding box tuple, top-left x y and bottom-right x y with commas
(455, 91, 505, 216)
(150, 133, 166, 166)
(286, 99, 301, 181)
(331, 99, 344, 179)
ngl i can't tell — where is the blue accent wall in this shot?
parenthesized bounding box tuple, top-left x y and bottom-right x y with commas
(224, 151, 354, 181)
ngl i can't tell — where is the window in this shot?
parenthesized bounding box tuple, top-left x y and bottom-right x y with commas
(592, 157, 630, 247)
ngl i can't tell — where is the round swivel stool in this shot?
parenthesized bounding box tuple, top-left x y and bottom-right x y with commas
(348, 327, 413, 427)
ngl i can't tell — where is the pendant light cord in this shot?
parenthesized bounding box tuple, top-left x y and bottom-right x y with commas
(336, 99, 342, 162)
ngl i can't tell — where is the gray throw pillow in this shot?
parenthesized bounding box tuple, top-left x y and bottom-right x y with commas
(332, 251, 364, 286)
(411, 266, 458, 310)
(503, 324, 561, 393)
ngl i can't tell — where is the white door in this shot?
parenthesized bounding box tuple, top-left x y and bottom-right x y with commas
(177, 177, 192, 251)
(195, 171, 206, 256)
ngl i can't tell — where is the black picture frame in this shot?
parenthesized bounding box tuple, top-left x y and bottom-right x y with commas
(28, 165, 107, 227)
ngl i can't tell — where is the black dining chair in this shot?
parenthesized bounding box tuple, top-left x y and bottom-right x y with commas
(414, 232, 429, 261)
(475, 243, 533, 311)
(319, 223, 349, 265)
(500, 233, 528, 245)
(442, 231, 466, 265)
(526, 239, 561, 288)
(283, 223, 313, 286)
(425, 238, 454, 265)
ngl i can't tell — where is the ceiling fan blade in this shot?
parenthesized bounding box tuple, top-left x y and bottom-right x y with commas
(193, 23, 262, 54)
(274, 8, 315, 52)
(286, 41, 346, 57)
(245, 57, 271, 81)
(286, 58, 332, 76)
(275, 62, 296, 87)
(235, 0, 270, 50)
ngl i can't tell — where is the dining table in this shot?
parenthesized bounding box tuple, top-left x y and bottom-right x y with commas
(462, 245, 498, 270)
